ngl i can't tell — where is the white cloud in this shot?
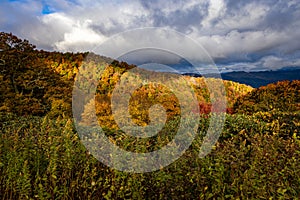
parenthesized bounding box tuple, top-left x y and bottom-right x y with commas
(219, 2, 269, 31)
(219, 55, 300, 73)
(1, 0, 300, 72)
(194, 28, 294, 62)
(260, 56, 300, 70)
(50, 17, 107, 51)
(201, 0, 226, 28)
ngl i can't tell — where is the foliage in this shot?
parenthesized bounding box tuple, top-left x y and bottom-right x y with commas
(0, 113, 299, 199)
(1, 32, 299, 199)
(0, 32, 89, 116)
(234, 80, 300, 114)
(1, 32, 252, 120)
(80, 65, 253, 129)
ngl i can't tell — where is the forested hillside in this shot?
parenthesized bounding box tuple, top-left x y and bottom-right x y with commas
(0, 32, 299, 199)
(0, 32, 252, 119)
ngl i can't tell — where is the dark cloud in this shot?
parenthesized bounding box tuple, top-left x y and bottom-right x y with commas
(153, 6, 206, 32)
(139, 0, 208, 32)
(1, 0, 300, 72)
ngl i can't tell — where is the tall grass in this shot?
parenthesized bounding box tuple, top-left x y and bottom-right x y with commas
(0, 113, 299, 199)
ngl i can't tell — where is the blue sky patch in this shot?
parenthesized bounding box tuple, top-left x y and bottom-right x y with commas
(42, 4, 54, 15)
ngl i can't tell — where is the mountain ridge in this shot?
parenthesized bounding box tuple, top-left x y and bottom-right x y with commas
(183, 68, 300, 88)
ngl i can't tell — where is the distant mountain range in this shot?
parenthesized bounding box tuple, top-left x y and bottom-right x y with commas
(183, 68, 300, 88)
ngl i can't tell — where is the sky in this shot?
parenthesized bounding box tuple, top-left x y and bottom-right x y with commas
(1, 0, 300, 73)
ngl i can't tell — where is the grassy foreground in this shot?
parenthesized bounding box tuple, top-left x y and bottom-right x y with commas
(0, 112, 299, 199)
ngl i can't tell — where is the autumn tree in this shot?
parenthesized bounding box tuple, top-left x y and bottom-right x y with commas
(0, 32, 36, 94)
(0, 32, 86, 116)
(233, 80, 300, 114)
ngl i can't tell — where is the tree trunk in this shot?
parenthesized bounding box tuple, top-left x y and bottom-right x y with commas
(10, 73, 19, 94)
